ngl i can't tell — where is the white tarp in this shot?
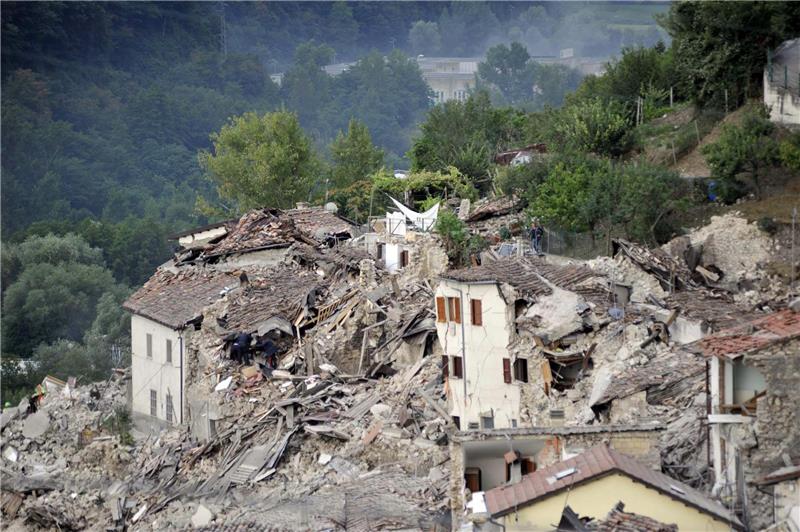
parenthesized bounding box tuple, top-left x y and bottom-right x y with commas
(388, 196, 439, 232)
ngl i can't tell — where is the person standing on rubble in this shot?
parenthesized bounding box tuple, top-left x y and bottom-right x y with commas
(529, 219, 544, 254)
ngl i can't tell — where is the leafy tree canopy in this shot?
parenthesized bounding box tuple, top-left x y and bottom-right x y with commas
(200, 111, 320, 212)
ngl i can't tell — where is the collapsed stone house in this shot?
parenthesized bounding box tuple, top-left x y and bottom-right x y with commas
(123, 207, 358, 432)
(696, 307, 800, 530)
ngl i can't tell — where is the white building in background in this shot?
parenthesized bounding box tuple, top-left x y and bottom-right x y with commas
(764, 38, 800, 126)
(415, 56, 480, 104)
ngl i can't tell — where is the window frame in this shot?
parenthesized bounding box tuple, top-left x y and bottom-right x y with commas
(513, 358, 529, 383)
(166, 393, 174, 423)
(447, 297, 461, 324)
(146, 333, 153, 359)
(165, 339, 173, 364)
(150, 389, 157, 417)
(452, 356, 463, 379)
(470, 299, 482, 326)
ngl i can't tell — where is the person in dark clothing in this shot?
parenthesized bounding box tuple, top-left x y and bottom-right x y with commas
(529, 220, 544, 254)
(254, 336, 279, 369)
(231, 332, 253, 365)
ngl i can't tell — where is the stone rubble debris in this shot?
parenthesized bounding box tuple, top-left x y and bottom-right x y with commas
(2, 208, 794, 531)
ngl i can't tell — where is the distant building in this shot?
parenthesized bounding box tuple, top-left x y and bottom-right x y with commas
(415, 56, 480, 104)
(764, 38, 800, 126)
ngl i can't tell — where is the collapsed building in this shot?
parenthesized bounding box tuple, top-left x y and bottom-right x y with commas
(2, 202, 797, 531)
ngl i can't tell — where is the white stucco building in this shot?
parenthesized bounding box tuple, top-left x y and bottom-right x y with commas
(123, 268, 241, 430)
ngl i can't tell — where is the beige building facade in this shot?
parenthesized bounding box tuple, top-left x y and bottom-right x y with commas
(130, 314, 186, 428)
(435, 279, 523, 430)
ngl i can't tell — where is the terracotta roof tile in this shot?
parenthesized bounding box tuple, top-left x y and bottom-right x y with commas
(123, 268, 239, 329)
(442, 257, 607, 303)
(700, 309, 800, 359)
(285, 207, 355, 240)
(483, 444, 741, 529)
(204, 209, 298, 258)
(591, 504, 678, 532)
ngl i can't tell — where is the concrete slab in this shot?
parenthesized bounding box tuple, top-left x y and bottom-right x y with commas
(22, 411, 50, 439)
(0, 407, 19, 430)
(191, 504, 214, 528)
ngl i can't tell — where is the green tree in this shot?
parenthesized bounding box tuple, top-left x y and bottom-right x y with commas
(1, 234, 124, 356)
(478, 42, 533, 106)
(329, 119, 384, 190)
(408, 20, 441, 56)
(702, 105, 778, 200)
(411, 91, 525, 184)
(199, 111, 320, 212)
(552, 97, 633, 157)
(281, 41, 334, 129)
(327, 1, 359, 54)
(659, 1, 800, 107)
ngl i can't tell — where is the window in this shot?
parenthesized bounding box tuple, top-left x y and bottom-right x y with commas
(452, 356, 463, 378)
(146, 333, 153, 358)
(377, 243, 384, 259)
(447, 297, 461, 323)
(400, 250, 409, 268)
(452, 416, 461, 430)
(165, 339, 173, 364)
(514, 358, 529, 383)
(441, 355, 449, 378)
(467, 422, 480, 430)
(150, 389, 157, 417)
(166, 394, 174, 423)
(502, 358, 512, 384)
(481, 416, 494, 429)
(470, 299, 482, 326)
(436, 297, 447, 323)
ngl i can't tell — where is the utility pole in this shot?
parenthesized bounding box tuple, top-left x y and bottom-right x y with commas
(219, 2, 227, 59)
(792, 207, 797, 297)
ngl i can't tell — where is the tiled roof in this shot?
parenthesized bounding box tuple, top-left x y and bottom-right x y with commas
(665, 291, 756, 332)
(204, 209, 299, 258)
(123, 268, 239, 329)
(441, 258, 607, 302)
(590, 348, 705, 407)
(591, 503, 677, 532)
(700, 309, 800, 359)
(484, 445, 741, 529)
(285, 207, 355, 240)
(219, 266, 326, 333)
(466, 195, 522, 222)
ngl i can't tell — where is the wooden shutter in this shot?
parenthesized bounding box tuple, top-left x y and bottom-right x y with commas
(400, 250, 409, 267)
(441, 355, 449, 378)
(436, 297, 446, 322)
(471, 299, 482, 326)
(453, 297, 461, 324)
(502, 358, 512, 384)
(453, 356, 463, 378)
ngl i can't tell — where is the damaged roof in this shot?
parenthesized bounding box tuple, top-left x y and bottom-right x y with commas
(700, 308, 800, 359)
(441, 257, 606, 301)
(466, 195, 523, 222)
(483, 444, 742, 529)
(123, 268, 240, 329)
(590, 348, 705, 407)
(204, 209, 300, 258)
(285, 206, 356, 240)
(217, 265, 326, 334)
(591, 503, 678, 532)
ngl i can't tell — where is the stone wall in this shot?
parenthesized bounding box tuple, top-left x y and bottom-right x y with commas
(742, 337, 800, 529)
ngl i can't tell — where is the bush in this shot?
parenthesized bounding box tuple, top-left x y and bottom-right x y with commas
(758, 217, 779, 236)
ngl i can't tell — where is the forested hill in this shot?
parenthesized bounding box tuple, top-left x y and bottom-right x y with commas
(1, 2, 668, 242)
